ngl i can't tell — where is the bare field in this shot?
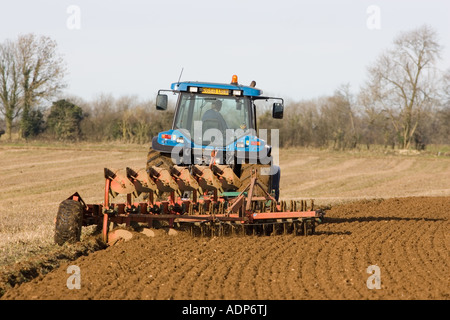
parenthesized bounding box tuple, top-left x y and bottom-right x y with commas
(0, 144, 148, 267)
(280, 147, 450, 202)
(2, 197, 449, 300)
(0, 144, 449, 299)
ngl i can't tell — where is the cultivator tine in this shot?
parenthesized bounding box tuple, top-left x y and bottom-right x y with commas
(192, 165, 224, 193)
(211, 164, 242, 191)
(104, 168, 137, 198)
(148, 166, 181, 196)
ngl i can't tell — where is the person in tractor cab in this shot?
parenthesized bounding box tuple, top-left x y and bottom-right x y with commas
(201, 100, 228, 133)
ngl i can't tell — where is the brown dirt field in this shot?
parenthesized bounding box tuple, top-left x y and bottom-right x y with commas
(2, 196, 449, 300)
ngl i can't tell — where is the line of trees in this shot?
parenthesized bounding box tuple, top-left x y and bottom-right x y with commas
(260, 25, 450, 150)
(0, 26, 449, 149)
(258, 81, 449, 150)
(66, 94, 174, 143)
(0, 94, 175, 143)
(0, 34, 66, 140)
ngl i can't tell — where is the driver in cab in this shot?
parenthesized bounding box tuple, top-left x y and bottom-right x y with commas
(202, 100, 228, 131)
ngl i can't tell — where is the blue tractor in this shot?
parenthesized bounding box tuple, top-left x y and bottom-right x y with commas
(148, 75, 283, 200)
(54, 75, 325, 245)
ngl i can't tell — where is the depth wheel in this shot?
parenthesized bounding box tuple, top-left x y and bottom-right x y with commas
(54, 199, 83, 245)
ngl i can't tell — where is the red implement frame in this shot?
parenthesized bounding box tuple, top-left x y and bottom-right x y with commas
(66, 168, 324, 242)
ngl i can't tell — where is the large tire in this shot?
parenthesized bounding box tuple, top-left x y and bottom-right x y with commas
(54, 200, 83, 245)
(146, 148, 273, 196)
(146, 147, 174, 171)
(238, 163, 272, 196)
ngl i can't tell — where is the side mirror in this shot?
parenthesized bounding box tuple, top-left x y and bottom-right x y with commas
(156, 94, 168, 110)
(272, 103, 284, 119)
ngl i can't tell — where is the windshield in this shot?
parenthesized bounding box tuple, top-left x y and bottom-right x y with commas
(174, 93, 252, 146)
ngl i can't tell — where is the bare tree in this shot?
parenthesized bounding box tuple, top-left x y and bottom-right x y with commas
(80, 93, 116, 141)
(0, 40, 21, 140)
(433, 68, 450, 145)
(16, 34, 67, 138)
(361, 25, 442, 149)
(333, 84, 359, 149)
(442, 68, 450, 104)
(115, 95, 139, 142)
(0, 34, 66, 140)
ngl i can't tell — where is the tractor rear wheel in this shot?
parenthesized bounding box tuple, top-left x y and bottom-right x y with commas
(146, 147, 174, 171)
(238, 163, 272, 197)
(54, 200, 83, 245)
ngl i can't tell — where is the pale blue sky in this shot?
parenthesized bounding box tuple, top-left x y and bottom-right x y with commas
(1, 0, 449, 102)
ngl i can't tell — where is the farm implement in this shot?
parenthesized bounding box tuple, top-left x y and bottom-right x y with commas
(55, 166, 324, 244)
(54, 75, 325, 245)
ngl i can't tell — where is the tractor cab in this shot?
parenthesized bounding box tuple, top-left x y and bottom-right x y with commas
(153, 75, 284, 166)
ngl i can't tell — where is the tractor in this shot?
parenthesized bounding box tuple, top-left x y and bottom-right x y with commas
(54, 75, 325, 245)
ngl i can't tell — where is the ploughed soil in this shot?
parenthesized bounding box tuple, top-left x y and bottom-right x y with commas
(2, 196, 449, 300)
